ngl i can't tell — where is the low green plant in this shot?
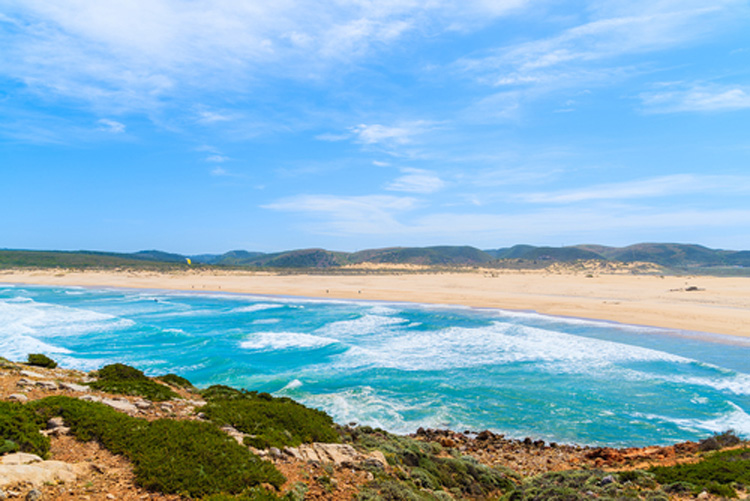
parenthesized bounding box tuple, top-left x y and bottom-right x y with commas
(201, 486, 299, 500)
(157, 373, 195, 390)
(200, 386, 339, 448)
(503, 469, 666, 500)
(650, 446, 750, 498)
(88, 363, 177, 401)
(0, 401, 49, 457)
(343, 426, 518, 499)
(698, 429, 742, 451)
(26, 353, 57, 369)
(29, 396, 284, 497)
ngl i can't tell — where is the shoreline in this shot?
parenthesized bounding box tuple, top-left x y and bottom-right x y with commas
(2, 267, 750, 338)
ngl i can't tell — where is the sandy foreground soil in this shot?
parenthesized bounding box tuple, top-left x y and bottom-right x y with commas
(2, 267, 749, 338)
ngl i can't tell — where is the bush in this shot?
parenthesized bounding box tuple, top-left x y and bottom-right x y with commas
(26, 353, 57, 369)
(504, 469, 668, 501)
(200, 386, 339, 448)
(342, 427, 518, 499)
(650, 447, 750, 498)
(0, 401, 49, 458)
(88, 363, 177, 401)
(29, 396, 284, 497)
(157, 373, 195, 390)
(698, 429, 742, 451)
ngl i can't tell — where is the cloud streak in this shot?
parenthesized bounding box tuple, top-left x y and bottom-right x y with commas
(0, 0, 533, 114)
(640, 84, 750, 113)
(517, 175, 750, 204)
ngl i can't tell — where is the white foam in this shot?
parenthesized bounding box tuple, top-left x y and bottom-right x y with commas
(253, 318, 281, 325)
(232, 303, 285, 313)
(240, 332, 339, 351)
(657, 373, 750, 396)
(335, 321, 692, 372)
(282, 379, 303, 390)
(163, 328, 186, 334)
(0, 333, 71, 361)
(635, 402, 750, 437)
(320, 314, 407, 338)
(0, 298, 134, 338)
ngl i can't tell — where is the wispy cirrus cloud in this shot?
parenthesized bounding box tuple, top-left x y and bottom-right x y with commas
(96, 118, 126, 133)
(517, 174, 750, 204)
(386, 168, 445, 194)
(457, 1, 746, 93)
(317, 121, 436, 148)
(640, 84, 750, 113)
(0, 0, 533, 114)
(263, 194, 418, 235)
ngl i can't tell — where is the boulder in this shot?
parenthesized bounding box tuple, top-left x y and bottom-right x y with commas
(16, 378, 35, 388)
(35, 380, 58, 391)
(284, 443, 388, 469)
(59, 382, 89, 393)
(78, 395, 102, 403)
(0, 460, 82, 488)
(7, 394, 28, 403)
(1, 453, 43, 466)
(101, 398, 138, 414)
(19, 370, 45, 379)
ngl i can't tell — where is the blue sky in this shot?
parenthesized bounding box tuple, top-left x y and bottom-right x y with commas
(2, 0, 750, 254)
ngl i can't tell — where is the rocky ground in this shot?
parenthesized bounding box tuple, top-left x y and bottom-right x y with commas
(1, 362, 746, 500)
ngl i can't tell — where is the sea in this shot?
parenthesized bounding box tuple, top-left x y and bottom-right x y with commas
(2, 283, 749, 448)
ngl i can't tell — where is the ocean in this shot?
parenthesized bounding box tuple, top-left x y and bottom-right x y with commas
(2, 283, 749, 447)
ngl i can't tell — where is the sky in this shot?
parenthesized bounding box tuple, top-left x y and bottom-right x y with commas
(2, 0, 750, 254)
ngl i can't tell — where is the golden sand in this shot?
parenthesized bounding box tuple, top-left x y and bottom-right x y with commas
(2, 268, 749, 338)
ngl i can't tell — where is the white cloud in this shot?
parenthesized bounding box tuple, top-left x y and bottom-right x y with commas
(640, 85, 750, 113)
(386, 168, 445, 194)
(351, 121, 434, 146)
(265, 189, 750, 245)
(96, 118, 125, 133)
(196, 110, 234, 123)
(263, 194, 418, 234)
(210, 166, 229, 176)
(206, 154, 230, 163)
(518, 175, 750, 204)
(457, 1, 745, 92)
(0, 1, 534, 113)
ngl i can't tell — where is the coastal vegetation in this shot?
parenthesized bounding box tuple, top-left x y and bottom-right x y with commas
(200, 385, 340, 448)
(88, 363, 179, 401)
(1, 356, 748, 499)
(26, 353, 58, 369)
(28, 396, 284, 497)
(2, 242, 749, 273)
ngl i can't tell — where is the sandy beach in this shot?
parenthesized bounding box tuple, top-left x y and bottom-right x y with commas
(2, 267, 749, 339)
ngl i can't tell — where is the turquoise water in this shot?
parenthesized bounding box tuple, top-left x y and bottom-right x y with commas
(2, 284, 749, 447)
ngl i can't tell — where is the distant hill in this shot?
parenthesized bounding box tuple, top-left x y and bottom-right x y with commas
(2, 243, 748, 270)
(350, 246, 493, 266)
(0, 250, 185, 270)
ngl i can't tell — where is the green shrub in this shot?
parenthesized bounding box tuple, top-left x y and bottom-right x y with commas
(88, 363, 178, 401)
(504, 469, 668, 501)
(343, 426, 518, 499)
(200, 386, 339, 448)
(29, 396, 284, 497)
(201, 486, 300, 500)
(0, 401, 49, 458)
(94, 363, 146, 380)
(26, 353, 57, 369)
(157, 373, 195, 390)
(650, 447, 750, 498)
(698, 429, 742, 451)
